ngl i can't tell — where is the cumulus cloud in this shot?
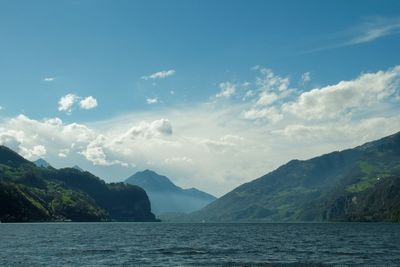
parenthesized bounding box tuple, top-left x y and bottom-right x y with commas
(1, 66, 399, 196)
(256, 68, 290, 93)
(58, 94, 98, 113)
(216, 82, 236, 98)
(80, 135, 128, 167)
(146, 97, 159, 104)
(256, 91, 279, 106)
(283, 66, 400, 119)
(20, 145, 47, 160)
(58, 94, 79, 113)
(242, 68, 295, 122)
(43, 77, 56, 82)
(142, 69, 176, 80)
(79, 96, 98, 110)
(0, 125, 47, 160)
(242, 66, 400, 126)
(0, 114, 94, 160)
(115, 118, 173, 143)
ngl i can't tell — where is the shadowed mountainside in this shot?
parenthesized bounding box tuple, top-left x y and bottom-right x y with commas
(0, 146, 156, 222)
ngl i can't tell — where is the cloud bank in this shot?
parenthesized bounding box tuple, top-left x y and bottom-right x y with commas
(1, 66, 399, 196)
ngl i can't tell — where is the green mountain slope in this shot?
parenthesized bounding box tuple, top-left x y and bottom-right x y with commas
(191, 131, 400, 222)
(0, 145, 156, 222)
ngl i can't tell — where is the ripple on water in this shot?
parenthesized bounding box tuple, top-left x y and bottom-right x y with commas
(0, 222, 399, 266)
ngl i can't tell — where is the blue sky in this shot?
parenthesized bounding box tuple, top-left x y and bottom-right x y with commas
(1, 0, 400, 196)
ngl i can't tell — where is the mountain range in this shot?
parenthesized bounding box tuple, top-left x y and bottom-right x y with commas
(191, 131, 400, 222)
(0, 146, 156, 222)
(125, 170, 216, 215)
(1, 131, 400, 223)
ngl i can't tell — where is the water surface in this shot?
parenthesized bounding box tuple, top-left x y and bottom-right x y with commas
(0, 222, 399, 266)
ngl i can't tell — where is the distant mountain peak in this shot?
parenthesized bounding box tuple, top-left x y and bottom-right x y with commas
(72, 165, 84, 172)
(33, 158, 51, 168)
(126, 170, 179, 192)
(125, 169, 217, 215)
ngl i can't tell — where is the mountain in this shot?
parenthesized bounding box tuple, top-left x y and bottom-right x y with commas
(125, 170, 216, 215)
(0, 145, 156, 222)
(0, 145, 33, 167)
(33, 158, 51, 168)
(191, 131, 400, 222)
(72, 165, 84, 172)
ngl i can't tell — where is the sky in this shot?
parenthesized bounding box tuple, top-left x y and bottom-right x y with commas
(1, 0, 400, 196)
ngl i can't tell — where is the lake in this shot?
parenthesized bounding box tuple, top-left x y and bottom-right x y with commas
(0, 222, 399, 266)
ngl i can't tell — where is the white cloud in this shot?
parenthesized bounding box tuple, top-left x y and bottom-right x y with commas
(242, 68, 295, 122)
(243, 106, 283, 123)
(0, 106, 3, 111)
(307, 17, 400, 53)
(348, 17, 400, 45)
(251, 68, 295, 107)
(1, 66, 399, 196)
(256, 91, 279, 106)
(257, 68, 290, 93)
(243, 90, 255, 100)
(20, 145, 47, 160)
(216, 82, 236, 98)
(301, 72, 311, 84)
(43, 77, 56, 82)
(79, 96, 98, 110)
(164, 156, 193, 164)
(200, 135, 244, 152)
(114, 118, 173, 142)
(58, 148, 70, 158)
(142, 69, 176, 80)
(146, 98, 159, 104)
(273, 117, 400, 145)
(220, 134, 244, 142)
(283, 66, 400, 119)
(58, 94, 99, 113)
(0, 114, 95, 161)
(58, 94, 79, 113)
(80, 135, 128, 167)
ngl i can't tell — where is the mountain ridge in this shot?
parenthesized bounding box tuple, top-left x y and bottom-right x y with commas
(125, 170, 216, 215)
(0, 146, 157, 222)
(190, 131, 400, 222)
(33, 158, 51, 168)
